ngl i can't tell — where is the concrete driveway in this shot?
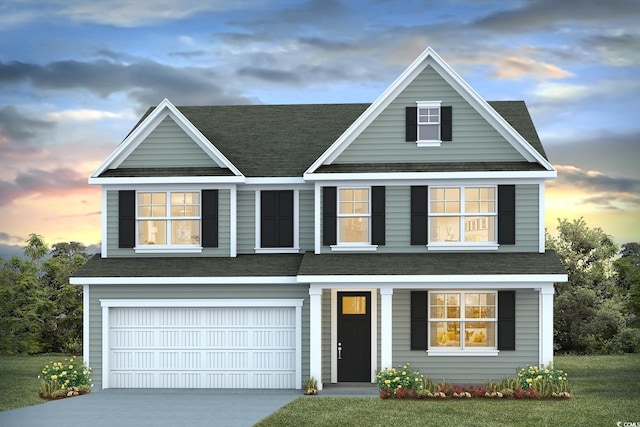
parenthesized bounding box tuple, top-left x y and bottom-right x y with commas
(0, 389, 301, 427)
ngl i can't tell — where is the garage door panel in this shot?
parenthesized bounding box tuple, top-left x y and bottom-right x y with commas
(108, 306, 297, 388)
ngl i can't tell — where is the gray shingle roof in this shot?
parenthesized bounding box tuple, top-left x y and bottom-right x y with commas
(297, 251, 566, 276)
(103, 100, 547, 178)
(73, 251, 565, 279)
(315, 161, 547, 174)
(99, 167, 235, 177)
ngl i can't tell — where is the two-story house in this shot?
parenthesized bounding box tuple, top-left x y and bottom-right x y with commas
(71, 47, 567, 390)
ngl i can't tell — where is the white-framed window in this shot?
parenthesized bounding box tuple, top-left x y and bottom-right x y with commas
(429, 291, 497, 351)
(429, 186, 496, 245)
(417, 101, 442, 142)
(137, 191, 201, 246)
(337, 187, 370, 244)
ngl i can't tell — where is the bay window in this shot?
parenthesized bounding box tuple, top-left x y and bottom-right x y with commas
(429, 291, 497, 351)
(429, 186, 496, 244)
(137, 191, 201, 246)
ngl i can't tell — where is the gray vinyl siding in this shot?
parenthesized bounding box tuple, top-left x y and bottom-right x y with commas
(298, 190, 314, 252)
(321, 185, 540, 253)
(119, 116, 218, 168)
(390, 289, 539, 383)
(106, 189, 231, 257)
(335, 66, 525, 164)
(236, 190, 255, 254)
(87, 284, 310, 390)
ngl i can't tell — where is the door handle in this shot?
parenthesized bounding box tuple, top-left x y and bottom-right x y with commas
(338, 342, 342, 360)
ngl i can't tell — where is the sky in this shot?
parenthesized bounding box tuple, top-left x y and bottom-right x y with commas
(0, 0, 638, 258)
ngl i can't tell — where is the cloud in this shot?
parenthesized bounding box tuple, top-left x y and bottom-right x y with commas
(0, 105, 54, 143)
(45, 109, 134, 122)
(0, 168, 89, 207)
(550, 165, 640, 210)
(0, 59, 256, 107)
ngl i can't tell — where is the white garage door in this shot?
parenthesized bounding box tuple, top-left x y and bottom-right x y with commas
(105, 302, 300, 389)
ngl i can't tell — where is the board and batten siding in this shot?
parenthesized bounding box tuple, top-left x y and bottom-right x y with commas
(106, 189, 231, 257)
(321, 185, 540, 253)
(390, 289, 539, 383)
(119, 116, 219, 168)
(87, 284, 310, 389)
(335, 66, 525, 164)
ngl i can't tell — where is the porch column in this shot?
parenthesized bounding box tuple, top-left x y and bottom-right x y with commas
(380, 288, 393, 369)
(309, 287, 323, 389)
(539, 284, 555, 367)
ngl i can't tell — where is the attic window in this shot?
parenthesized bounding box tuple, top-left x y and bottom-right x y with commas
(406, 103, 452, 146)
(418, 101, 441, 142)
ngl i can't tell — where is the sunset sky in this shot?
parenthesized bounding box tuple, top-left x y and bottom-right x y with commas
(0, 0, 638, 258)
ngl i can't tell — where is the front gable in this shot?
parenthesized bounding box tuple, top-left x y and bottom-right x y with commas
(305, 47, 555, 177)
(90, 98, 243, 184)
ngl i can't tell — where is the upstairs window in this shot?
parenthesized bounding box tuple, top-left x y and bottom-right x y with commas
(417, 102, 441, 141)
(429, 186, 496, 244)
(137, 191, 201, 246)
(338, 188, 370, 244)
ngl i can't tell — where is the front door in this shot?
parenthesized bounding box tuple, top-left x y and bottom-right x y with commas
(337, 291, 371, 382)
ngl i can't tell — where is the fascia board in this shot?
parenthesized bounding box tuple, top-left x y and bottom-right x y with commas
(244, 177, 307, 185)
(304, 170, 557, 181)
(70, 276, 300, 285)
(88, 176, 245, 185)
(91, 98, 243, 178)
(297, 274, 568, 285)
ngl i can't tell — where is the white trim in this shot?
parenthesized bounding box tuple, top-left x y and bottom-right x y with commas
(427, 244, 499, 251)
(330, 289, 377, 384)
(416, 100, 443, 145)
(304, 47, 555, 175)
(89, 176, 245, 185)
(539, 182, 545, 253)
(309, 288, 323, 390)
(101, 188, 108, 258)
(297, 275, 567, 285)
(70, 276, 300, 285)
(244, 177, 307, 185)
(330, 245, 378, 252)
(83, 285, 90, 368)
(254, 189, 300, 253)
(230, 186, 237, 257)
(134, 246, 203, 254)
(314, 182, 321, 254)
(304, 170, 557, 181)
(380, 288, 393, 369)
(427, 350, 499, 357)
(99, 298, 303, 390)
(539, 286, 555, 366)
(92, 99, 243, 179)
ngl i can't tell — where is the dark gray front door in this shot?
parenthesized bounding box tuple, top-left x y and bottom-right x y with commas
(337, 291, 371, 382)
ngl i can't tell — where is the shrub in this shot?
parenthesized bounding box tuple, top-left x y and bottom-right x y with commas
(38, 357, 91, 398)
(517, 362, 570, 397)
(376, 364, 424, 399)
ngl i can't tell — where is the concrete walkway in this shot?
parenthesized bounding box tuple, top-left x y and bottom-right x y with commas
(0, 386, 379, 427)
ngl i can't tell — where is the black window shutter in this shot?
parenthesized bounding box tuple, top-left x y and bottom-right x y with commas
(441, 106, 452, 141)
(498, 185, 516, 245)
(406, 107, 417, 142)
(498, 290, 516, 351)
(411, 291, 428, 350)
(261, 191, 293, 248)
(410, 186, 428, 245)
(202, 190, 219, 248)
(322, 187, 337, 246)
(371, 186, 385, 245)
(118, 190, 135, 248)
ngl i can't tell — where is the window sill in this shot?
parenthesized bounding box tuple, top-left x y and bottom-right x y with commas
(255, 247, 300, 254)
(427, 243, 499, 251)
(416, 140, 442, 147)
(134, 246, 203, 254)
(330, 244, 378, 252)
(427, 349, 499, 357)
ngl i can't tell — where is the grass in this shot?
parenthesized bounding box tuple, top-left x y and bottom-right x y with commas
(0, 353, 77, 412)
(256, 354, 640, 427)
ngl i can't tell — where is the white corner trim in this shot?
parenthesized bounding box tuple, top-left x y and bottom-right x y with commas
(83, 285, 90, 368)
(539, 182, 546, 253)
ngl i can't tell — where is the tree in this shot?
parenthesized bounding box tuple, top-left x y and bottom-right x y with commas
(546, 218, 635, 354)
(614, 242, 640, 327)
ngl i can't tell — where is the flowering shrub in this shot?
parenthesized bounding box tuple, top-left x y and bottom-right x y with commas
(38, 357, 92, 398)
(376, 364, 424, 399)
(517, 363, 570, 397)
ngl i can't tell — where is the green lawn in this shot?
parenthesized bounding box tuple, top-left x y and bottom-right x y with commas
(2, 354, 639, 426)
(0, 353, 78, 412)
(256, 354, 640, 427)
